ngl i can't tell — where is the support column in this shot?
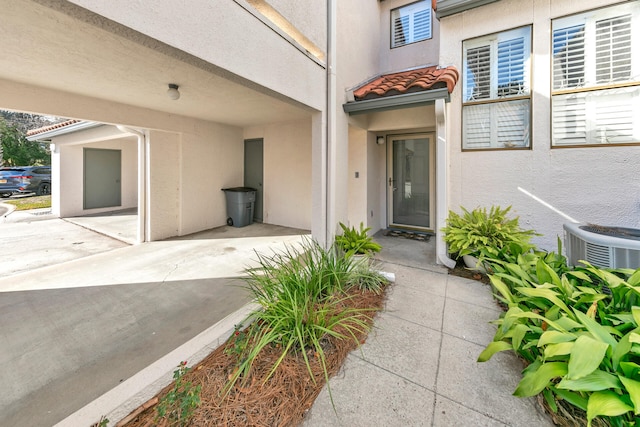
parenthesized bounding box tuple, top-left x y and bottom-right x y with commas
(435, 98, 456, 268)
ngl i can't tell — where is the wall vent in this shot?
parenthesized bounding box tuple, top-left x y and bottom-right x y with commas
(564, 222, 640, 269)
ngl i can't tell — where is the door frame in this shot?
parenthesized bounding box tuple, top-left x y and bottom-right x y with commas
(386, 132, 436, 232)
(244, 138, 263, 222)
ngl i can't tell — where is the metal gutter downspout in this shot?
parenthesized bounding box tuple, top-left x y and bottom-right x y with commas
(326, 0, 336, 246)
(435, 98, 456, 268)
(117, 125, 146, 244)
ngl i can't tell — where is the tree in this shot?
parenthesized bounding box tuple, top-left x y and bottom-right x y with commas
(0, 117, 50, 166)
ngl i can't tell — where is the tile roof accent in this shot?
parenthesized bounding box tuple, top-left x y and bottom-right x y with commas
(353, 65, 459, 101)
(26, 119, 81, 136)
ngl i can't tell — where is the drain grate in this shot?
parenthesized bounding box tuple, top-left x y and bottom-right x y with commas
(30, 210, 52, 216)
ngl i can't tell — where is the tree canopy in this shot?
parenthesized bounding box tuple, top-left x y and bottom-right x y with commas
(0, 116, 51, 166)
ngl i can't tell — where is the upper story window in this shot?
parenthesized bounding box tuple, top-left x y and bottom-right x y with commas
(391, 1, 432, 48)
(552, 2, 640, 147)
(462, 26, 532, 150)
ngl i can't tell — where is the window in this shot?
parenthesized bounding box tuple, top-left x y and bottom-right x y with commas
(462, 26, 531, 150)
(391, 1, 432, 48)
(552, 2, 640, 147)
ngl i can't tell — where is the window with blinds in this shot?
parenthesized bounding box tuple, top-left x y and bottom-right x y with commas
(462, 26, 531, 150)
(552, 2, 640, 147)
(391, 1, 432, 48)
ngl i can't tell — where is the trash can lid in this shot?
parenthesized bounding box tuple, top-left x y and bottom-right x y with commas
(221, 187, 257, 192)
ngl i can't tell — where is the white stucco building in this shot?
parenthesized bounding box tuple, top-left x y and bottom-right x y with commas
(3, 0, 639, 259)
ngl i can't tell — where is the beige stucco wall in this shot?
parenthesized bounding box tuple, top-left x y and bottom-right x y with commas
(378, 0, 440, 73)
(264, 0, 327, 54)
(439, 0, 640, 251)
(67, 0, 326, 111)
(244, 119, 312, 230)
(52, 134, 137, 218)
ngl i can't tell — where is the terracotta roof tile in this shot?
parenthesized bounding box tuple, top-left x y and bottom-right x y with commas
(26, 119, 81, 136)
(353, 65, 459, 101)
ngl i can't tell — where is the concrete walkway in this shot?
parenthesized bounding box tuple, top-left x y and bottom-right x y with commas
(0, 219, 308, 427)
(1, 211, 554, 426)
(302, 234, 553, 426)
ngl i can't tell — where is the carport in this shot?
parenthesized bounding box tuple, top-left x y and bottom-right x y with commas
(2, 0, 326, 245)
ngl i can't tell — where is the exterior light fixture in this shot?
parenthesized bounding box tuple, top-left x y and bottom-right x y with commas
(377, 136, 385, 145)
(167, 83, 180, 100)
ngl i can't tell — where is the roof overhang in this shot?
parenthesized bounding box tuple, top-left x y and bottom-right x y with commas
(435, 0, 500, 19)
(27, 121, 101, 141)
(343, 87, 450, 115)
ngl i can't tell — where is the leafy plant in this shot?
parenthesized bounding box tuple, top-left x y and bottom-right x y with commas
(156, 361, 202, 427)
(335, 222, 382, 257)
(227, 237, 386, 397)
(478, 246, 640, 427)
(441, 205, 537, 259)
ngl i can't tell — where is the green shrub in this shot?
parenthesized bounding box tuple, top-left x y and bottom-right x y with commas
(441, 205, 537, 259)
(227, 237, 386, 395)
(479, 243, 640, 427)
(335, 222, 382, 257)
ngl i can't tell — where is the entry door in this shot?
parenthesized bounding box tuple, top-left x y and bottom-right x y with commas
(387, 134, 435, 230)
(244, 139, 263, 222)
(84, 148, 121, 209)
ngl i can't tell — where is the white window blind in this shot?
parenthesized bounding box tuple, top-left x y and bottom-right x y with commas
(391, 1, 432, 48)
(462, 26, 531, 149)
(552, 2, 640, 146)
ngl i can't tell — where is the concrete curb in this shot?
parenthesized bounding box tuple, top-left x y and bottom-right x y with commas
(0, 201, 16, 222)
(54, 302, 259, 427)
(54, 270, 396, 426)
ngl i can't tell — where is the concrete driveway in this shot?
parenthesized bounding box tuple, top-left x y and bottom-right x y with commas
(0, 213, 309, 427)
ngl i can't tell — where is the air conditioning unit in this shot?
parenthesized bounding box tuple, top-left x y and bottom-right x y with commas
(564, 222, 640, 269)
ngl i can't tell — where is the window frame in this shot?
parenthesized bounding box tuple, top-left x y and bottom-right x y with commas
(390, 1, 433, 49)
(550, 1, 640, 149)
(461, 25, 533, 151)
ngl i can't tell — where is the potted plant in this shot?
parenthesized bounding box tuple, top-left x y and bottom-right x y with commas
(441, 205, 537, 270)
(335, 222, 382, 258)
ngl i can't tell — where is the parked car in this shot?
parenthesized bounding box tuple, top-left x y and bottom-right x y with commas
(0, 166, 51, 197)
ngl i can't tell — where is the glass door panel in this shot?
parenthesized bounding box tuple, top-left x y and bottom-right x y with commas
(389, 134, 434, 230)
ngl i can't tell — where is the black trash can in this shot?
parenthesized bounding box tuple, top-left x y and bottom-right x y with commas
(221, 187, 256, 227)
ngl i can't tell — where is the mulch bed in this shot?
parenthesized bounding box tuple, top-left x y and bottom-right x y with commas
(117, 287, 387, 427)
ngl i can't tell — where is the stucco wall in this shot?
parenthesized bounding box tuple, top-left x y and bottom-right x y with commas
(439, 0, 640, 251)
(348, 127, 368, 227)
(264, 0, 327, 54)
(172, 123, 245, 238)
(67, 0, 326, 111)
(146, 130, 180, 241)
(54, 136, 137, 217)
(244, 119, 312, 230)
(378, 0, 440, 73)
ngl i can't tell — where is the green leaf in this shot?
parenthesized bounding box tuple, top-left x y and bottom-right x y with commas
(633, 307, 640, 327)
(573, 309, 617, 347)
(586, 391, 633, 426)
(538, 330, 577, 347)
(513, 362, 568, 397)
(544, 342, 574, 358)
(489, 275, 514, 305)
(516, 286, 572, 315)
(619, 376, 640, 414)
(557, 369, 622, 391)
(567, 335, 609, 380)
(620, 362, 640, 379)
(551, 386, 588, 411)
(510, 323, 529, 351)
(612, 331, 633, 371)
(628, 270, 640, 287)
(566, 270, 593, 283)
(477, 341, 512, 362)
(536, 259, 562, 287)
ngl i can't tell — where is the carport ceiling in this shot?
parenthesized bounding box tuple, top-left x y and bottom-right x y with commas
(0, 0, 313, 127)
